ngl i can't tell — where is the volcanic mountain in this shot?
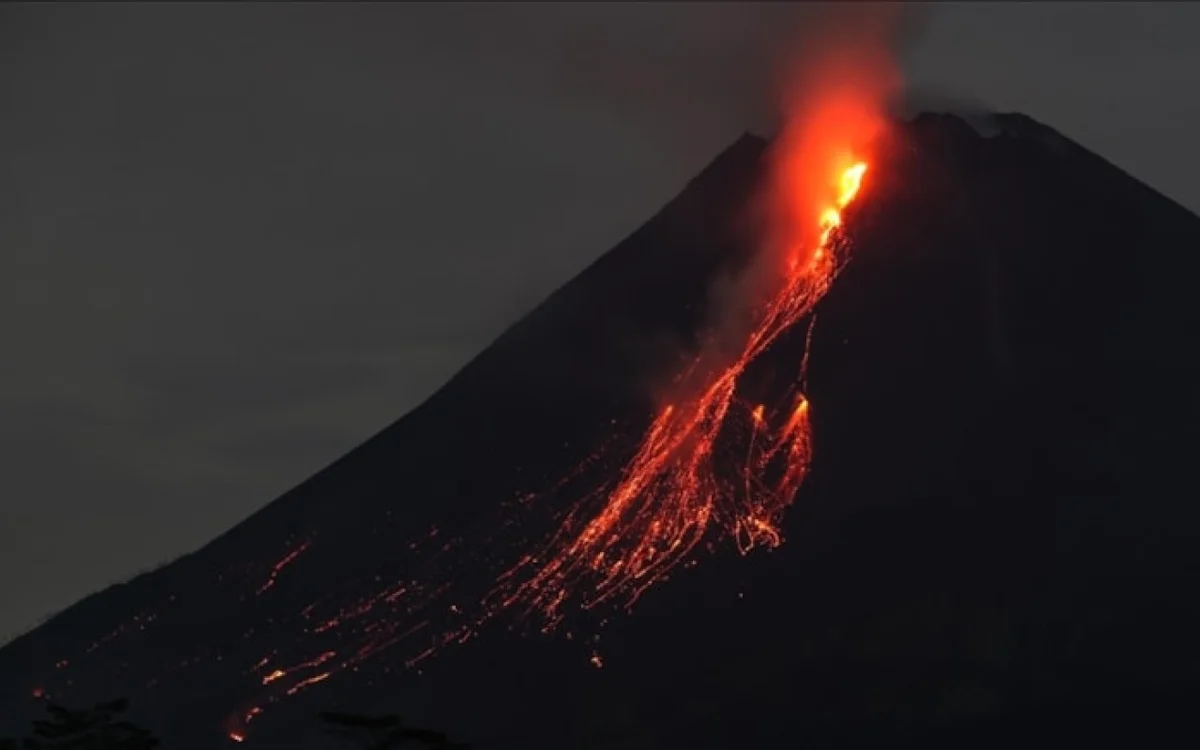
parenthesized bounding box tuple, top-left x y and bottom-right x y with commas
(2, 112, 1199, 749)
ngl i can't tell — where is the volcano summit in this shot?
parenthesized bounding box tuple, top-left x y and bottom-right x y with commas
(2, 111, 1199, 748)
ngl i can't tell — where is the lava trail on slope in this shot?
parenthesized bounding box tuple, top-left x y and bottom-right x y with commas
(487, 162, 869, 626)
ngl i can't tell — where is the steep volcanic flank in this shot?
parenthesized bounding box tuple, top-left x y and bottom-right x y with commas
(3, 111, 1200, 748)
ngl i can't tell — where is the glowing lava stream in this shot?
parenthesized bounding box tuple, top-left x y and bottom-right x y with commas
(493, 161, 869, 624)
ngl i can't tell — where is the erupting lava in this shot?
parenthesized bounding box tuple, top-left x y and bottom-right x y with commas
(492, 159, 869, 624)
(32, 72, 894, 743)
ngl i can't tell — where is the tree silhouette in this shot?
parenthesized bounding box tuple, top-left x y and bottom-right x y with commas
(318, 711, 469, 750)
(11, 697, 159, 750)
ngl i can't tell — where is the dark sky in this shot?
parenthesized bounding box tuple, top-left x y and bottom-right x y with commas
(2, 2, 1197, 641)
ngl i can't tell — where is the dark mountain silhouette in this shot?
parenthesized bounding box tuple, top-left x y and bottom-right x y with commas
(2, 112, 1199, 748)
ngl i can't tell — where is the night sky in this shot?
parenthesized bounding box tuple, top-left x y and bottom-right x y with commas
(2, 2, 1198, 641)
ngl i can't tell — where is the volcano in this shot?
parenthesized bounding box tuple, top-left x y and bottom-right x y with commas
(2, 112, 1199, 748)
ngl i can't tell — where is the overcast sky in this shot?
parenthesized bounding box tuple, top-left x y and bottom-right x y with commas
(2, 2, 1197, 641)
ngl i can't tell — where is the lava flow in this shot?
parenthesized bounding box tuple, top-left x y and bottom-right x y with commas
(220, 151, 873, 741)
(30, 81, 892, 744)
(491, 159, 869, 625)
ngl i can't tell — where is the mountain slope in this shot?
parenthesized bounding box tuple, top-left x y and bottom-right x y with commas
(2, 113, 1199, 748)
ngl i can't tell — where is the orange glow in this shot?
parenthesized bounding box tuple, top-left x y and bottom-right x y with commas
(228, 731, 245, 743)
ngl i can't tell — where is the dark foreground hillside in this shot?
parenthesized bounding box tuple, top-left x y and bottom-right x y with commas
(2, 112, 1198, 748)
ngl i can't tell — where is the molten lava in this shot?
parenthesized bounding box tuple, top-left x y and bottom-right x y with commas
(492, 160, 869, 624)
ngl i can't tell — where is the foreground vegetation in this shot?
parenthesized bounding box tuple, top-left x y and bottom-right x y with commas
(2, 699, 467, 749)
